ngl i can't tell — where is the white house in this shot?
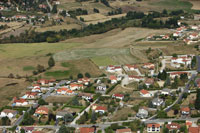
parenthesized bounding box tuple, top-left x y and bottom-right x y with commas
(78, 93, 93, 101)
(129, 75, 144, 82)
(112, 94, 124, 100)
(69, 84, 83, 90)
(31, 86, 41, 93)
(21, 92, 38, 99)
(124, 64, 138, 71)
(0, 109, 18, 119)
(96, 84, 107, 91)
(152, 98, 164, 107)
(78, 78, 90, 86)
(14, 99, 28, 106)
(92, 105, 107, 114)
(147, 123, 161, 132)
(161, 88, 171, 95)
(106, 65, 122, 73)
(140, 89, 153, 97)
(110, 75, 118, 84)
(181, 107, 190, 115)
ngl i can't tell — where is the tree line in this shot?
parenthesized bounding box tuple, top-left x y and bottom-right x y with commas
(0, 9, 184, 44)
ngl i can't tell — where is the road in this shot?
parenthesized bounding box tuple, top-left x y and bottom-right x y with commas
(12, 80, 67, 126)
(160, 59, 166, 73)
(196, 55, 200, 73)
(70, 99, 98, 125)
(46, 0, 52, 11)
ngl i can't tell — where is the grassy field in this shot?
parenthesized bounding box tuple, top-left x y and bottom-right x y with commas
(91, 56, 118, 66)
(23, 66, 35, 71)
(150, 0, 193, 12)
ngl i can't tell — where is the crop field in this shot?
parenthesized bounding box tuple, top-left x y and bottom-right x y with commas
(189, 1, 200, 10)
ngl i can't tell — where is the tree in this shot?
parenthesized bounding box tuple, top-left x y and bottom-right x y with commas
(85, 72, 91, 78)
(157, 110, 167, 118)
(37, 65, 45, 73)
(195, 89, 200, 110)
(20, 129, 25, 133)
(21, 112, 35, 125)
(8, 73, 14, 78)
(93, 8, 99, 13)
(164, 76, 171, 87)
(64, 114, 74, 123)
(1, 117, 10, 125)
(77, 73, 83, 79)
(52, 5, 58, 13)
(91, 111, 97, 123)
(58, 125, 70, 133)
(48, 56, 55, 68)
(38, 98, 47, 105)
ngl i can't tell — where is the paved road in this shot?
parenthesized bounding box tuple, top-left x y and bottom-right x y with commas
(196, 55, 200, 72)
(70, 99, 98, 125)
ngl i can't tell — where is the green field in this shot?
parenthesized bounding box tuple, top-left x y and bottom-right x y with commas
(0, 42, 82, 59)
(23, 66, 35, 71)
(150, 0, 193, 11)
(44, 70, 70, 78)
(91, 56, 118, 66)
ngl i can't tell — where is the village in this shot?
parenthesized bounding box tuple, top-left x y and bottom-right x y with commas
(0, 52, 199, 133)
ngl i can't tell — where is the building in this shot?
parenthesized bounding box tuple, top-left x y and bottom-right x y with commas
(92, 105, 107, 114)
(145, 78, 155, 87)
(166, 123, 180, 131)
(143, 63, 155, 70)
(136, 108, 148, 119)
(116, 128, 132, 133)
(152, 98, 164, 107)
(56, 88, 74, 95)
(128, 75, 144, 82)
(35, 106, 49, 116)
(112, 94, 124, 100)
(147, 123, 161, 132)
(14, 98, 28, 106)
(124, 64, 138, 71)
(21, 92, 38, 99)
(0, 109, 18, 118)
(140, 89, 153, 97)
(56, 111, 72, 119)
(70, 83, 83, 90)
(78, 93, 93, 101)
(96, 84, 107, 91)
(169, 71, 188, 79)
(188, 126, 200, 133)
(161, 88, 171, 95)
(78, 127, 95, 133)
(181, 107, 190, 115)
(78, 78, 90, 86)
(110, 75, 118, 84)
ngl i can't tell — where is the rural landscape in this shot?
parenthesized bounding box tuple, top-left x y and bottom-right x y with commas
(0, 0, 200, 133)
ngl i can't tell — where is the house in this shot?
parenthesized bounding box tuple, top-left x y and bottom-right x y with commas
(145, 78, 154, 87)
(70, 83, 83, 90)
(189, 33, 199, 40)
(106, 65, 122, 73)
(147, 123, 161, 132)
(79, 127, 95, 133)
(78, 93, 93, 101)
(136, 108, 148, 119)
(152, 98, 164, 107)
(143, 63, 155, 70)
(49, 79, 56, 86)
(162, 35, 170, 40)
(22, 127, 34, 133)
(56, 111, 72, 119)
(188, 126, 200, 133)
(112, 94, 124, 100)
(110, 75, 118, 84)
(21, 92, 38, 99)
(116, 128, 132, 133)
(169, 71, 188, 79)
(171, 56, 192, 65)
(92, 105, 107, 114)
(173, 32, 182, 37)
(128, 75, 144, 82)
(96, 84, 107, 91)
(124, 64, 138, 71)
(166, 123, 180, 131)
(14, 98, 28, 106)
(31, 86, 41, 93)
(35, 106, 49, 116)
(78, 78, 90, 85)
(53, 0, 60, 5)
(140, 89, 153, 97)
(57, 88, 74, 95)
(0, 109, 18, 118)
(37, 79, 49, 86)
(161, 88, 171, 95)
(181, 107, 190, 115)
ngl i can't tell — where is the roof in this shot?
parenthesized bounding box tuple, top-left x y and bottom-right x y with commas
(95, 106, 107, 111)
(147, 123, 160, 128)
(145, 78, 154, 84)
(113, 94, 124, 98)
(26, 92, 38, 96)
(181, 107, 190, 112)
(35, 106, 49, 115)
(110, 75, 117, 80)
(78, 93, 93, 97)
(22, 127, 34, 131)
(166, 123, 181, 130)
(129, 75, 143, 79)
(125, 64, 138, 69)
(116, 128, 132, 133)
(170, 72, 188, 75)
(188, 126, 200, 133)
(1, 109, 17, 114)
(79, 127, 95, 133)
(14, 99, 27, 103)
(140, 89, 149, 95)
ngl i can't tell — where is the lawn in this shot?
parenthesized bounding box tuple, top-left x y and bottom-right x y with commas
(23, 66, 35, 71)
(91, 56, 118, 66)
(150, 0, 193, 12)
(0, 42, 82, 59)
(44, 70, 70, 78)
